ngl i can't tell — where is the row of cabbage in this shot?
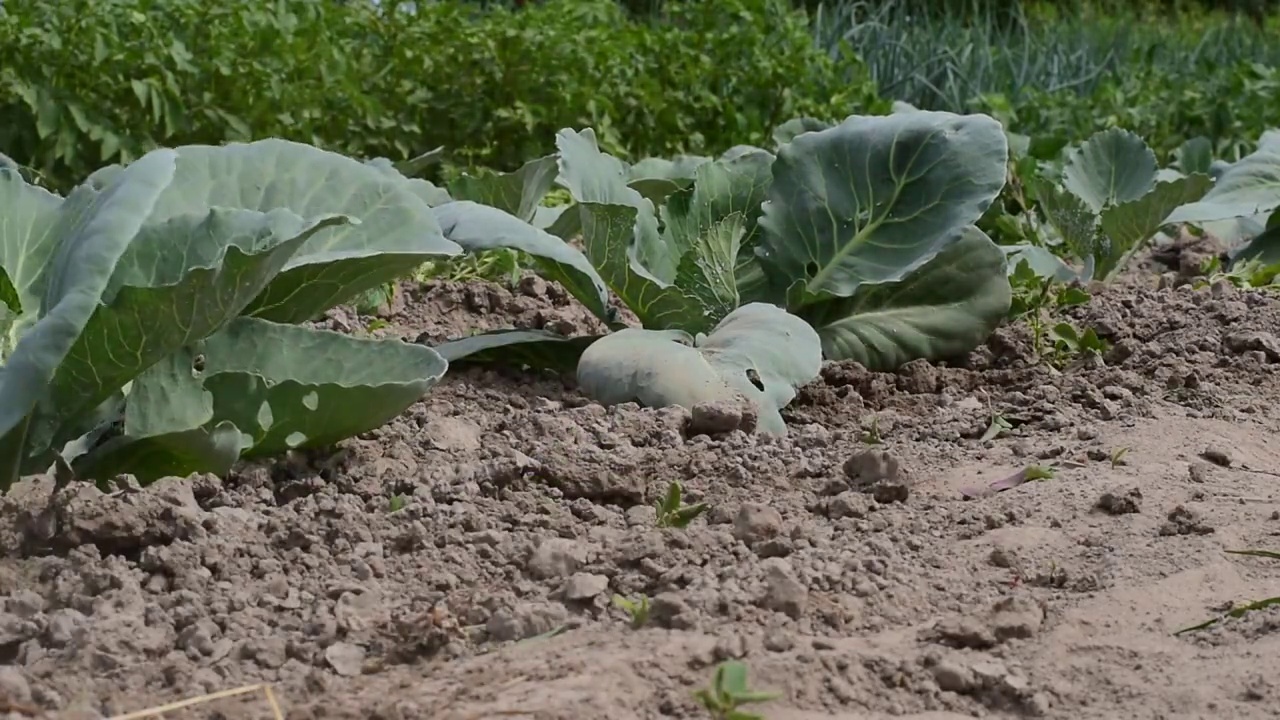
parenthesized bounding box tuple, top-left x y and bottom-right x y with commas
(1, 108, 1275, 491)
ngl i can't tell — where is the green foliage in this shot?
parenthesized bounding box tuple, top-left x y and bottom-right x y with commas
(0, 0, 871, 193)
(1031, 128, 1212, 282)
(695, 661, 780, 720)
(0, 140, 456, 491)
(612, 594, 652, 628)
(1007, 261, 1105, 366)
(816, 0, 1280, 160)
(655, 481, 709, 528)
(576, 305, 824, 436)
(421, 130, 826, 436)
(436, 111, 1014, 386)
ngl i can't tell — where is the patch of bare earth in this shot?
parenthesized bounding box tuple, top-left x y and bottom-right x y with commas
(3, 277, 1280, 720)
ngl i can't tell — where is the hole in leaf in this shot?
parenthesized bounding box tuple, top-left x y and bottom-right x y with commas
(285, 431, 308, 448)
(745, 368, 764, 391)
(805, 262, 820, 277)
(302, 391, 319, 411)
(256, 401, 274, 431)
(192, 353, 206, 373)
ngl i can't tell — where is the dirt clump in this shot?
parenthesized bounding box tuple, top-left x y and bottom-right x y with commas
(2, 278, 1280, 719)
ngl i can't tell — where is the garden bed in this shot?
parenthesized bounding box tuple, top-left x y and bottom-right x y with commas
(3, 272, 1279, 720)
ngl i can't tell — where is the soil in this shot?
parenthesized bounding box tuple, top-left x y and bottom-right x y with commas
(3, 271, 1280, 720)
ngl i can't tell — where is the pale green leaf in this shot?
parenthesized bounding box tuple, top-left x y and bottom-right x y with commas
(450, 154, 559, 223)
(803, 227, 1011, 369)
(35, 209, 347, 448)
(1096, 173, 1212, 279)
(1061, 128, 1157, 212)
(84, 318, 448, 482)
(1166, 138, 1280, 224)
(433, 200, 610, 321)
(142, 139, 462, 324)
(432, 329, 601, 373)
(757, 111, 1008, 302)
(0, 149, 178, 450)
(576, 303, 821, 435)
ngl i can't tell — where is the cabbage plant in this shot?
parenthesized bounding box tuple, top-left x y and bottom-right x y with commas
(0, 139, 460, 491)
(1019, 128, 1213, 283)
(414, 110, 1019, 430)
(1165, 129, 1280, 269)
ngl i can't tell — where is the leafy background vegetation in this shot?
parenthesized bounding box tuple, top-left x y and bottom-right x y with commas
(2, 0, 1277, 193)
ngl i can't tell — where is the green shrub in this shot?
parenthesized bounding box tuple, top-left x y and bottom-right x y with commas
(0, 0, 877, 192)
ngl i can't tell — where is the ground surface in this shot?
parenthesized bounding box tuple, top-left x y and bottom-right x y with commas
(3, 272, 1280, 720)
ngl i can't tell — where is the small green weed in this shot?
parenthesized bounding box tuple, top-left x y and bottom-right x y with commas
(980, 414, 1014, 442)
(1008, 262, 1106, 367)
(1110, 447, 1130, 467)
(414, 248, 525, 286)
(1025, 465, 1056, 481)
(387, 494, 407, 513)
(859, 416, 883, 445)
(1176, 549, 1280, 634)
(612, 594, 651, 629)
(352, 281, 397, 314)
(694, 661, 779, 720)
(656, 481, 708, 529)
(1194, 256, 1280, 291)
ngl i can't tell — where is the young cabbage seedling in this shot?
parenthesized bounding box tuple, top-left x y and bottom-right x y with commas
(612, 594, 651, 629)
(859, 416, 883, 445)
(980, 414, 1014, 442)
(1109, 447, 1130, 468)
(656, 481, 708, 529)
(1025, 465, 1056, 481)
(694, 661, 779, 720)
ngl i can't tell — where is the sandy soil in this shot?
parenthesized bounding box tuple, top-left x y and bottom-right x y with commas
(2, 271, 1280, 720)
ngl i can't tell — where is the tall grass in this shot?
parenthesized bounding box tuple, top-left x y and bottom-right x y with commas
(814, 0, 1280, 112)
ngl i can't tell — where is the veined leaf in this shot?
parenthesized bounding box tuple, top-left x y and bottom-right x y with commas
(756, 111, 1008, 304)
(432, 329, 601, 373)
(140, 139, 462, 324)
(74, 318, 448, 483)
(1096, 173, 1212, 279)
(1061, 128, 1156, 212)
(1166, 135, 1280, 224)
(801, 227, 1011, 368)
(0, 148, 178, 483)
(450, 154, 560, 223)
(555, 130, 704, 331)
(35, 209, 349, 450)
(556, 128, 678, 285)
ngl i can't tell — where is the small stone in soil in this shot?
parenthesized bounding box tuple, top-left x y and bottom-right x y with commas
(1188, 462, 1213, 483)
(689, 400, 745, 435)
(325, 642, 366, 677)
(1201, 446, 1232, 468)
(760, 558, 807, 619)
(733, 503, 782, 545)
(1158, 505, 1216, 536)
(526, 538, 586, 580)
(843, 449, 910, 503)
(649, 592, 696, 630)
(931, 659, 975, 693)
(1095, 487, 1142, 515)
(561, 572, 609, 601)
(0, 666, 32, 705)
